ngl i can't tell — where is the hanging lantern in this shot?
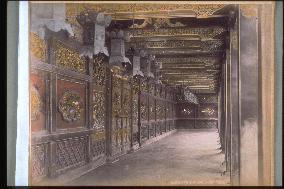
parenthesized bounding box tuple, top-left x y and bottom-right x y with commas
(109, 29, 132, 69)
(94, 13, 112, 56)
(76, 11, 111, 59)
(30, 4, 74, 40)
(143, 54, 155, 78)
(132, 50, 144, 78)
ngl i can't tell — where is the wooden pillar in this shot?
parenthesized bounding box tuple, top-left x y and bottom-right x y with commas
(230, 9, 240, 185)
(137, 79, 142, 147)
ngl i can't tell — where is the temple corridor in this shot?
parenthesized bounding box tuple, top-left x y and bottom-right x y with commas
(26, 2, 275, 186)
(68, 129, 229, 186)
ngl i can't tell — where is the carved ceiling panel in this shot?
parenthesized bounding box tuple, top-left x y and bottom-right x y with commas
(64, 2, 230, 93)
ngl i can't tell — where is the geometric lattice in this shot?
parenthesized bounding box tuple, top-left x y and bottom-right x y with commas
(195, 120, 217, 129)
(31, 144, 47, 179)
(149, 124, 155, 138)
(92, 140, 105, 158)
(55, 137, 87, 171)
(141, 125, 148, 140)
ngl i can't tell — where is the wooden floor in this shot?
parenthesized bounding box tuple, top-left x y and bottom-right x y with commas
(68, 129, 230, 186)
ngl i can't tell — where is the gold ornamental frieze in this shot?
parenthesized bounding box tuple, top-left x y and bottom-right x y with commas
(58, 91, 82, 123)
(130, 18, 186, 29)
(126, 40, 224, 51)
(156, 57, 221, 65)
(30, 32, 46, 62)
(126, 26, 226, 39)
(66, 4, 227, 24)
(54, 40, 86, 73)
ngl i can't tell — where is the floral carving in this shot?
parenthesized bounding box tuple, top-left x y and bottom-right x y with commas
(93, 55, 106, 86)
(31, 85, 43, 121)
(58, 91, 82, 122)
(30, 32, 46, 62)
(93, 92, 105, 129)
(54, 40, 86, 73)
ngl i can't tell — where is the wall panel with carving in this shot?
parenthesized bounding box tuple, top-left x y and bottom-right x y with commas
(93, 55, 106, 86)
(30, 71, 48, 133)
(30, 32, 46, 62)
(31, 143, 48, 182)
(55, 136, 88, 173)
(93, 91, 105, 129)
(91, 130, 106, 159)
(56, 78, 86, 129)
(54, 39, 87, 74)
(149, 98, 156, 121)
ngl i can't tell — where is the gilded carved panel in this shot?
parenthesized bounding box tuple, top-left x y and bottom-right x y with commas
(58, 91, 82, 123)
(140, 95, 148, 122)
(112, 76, 122, 117)
(56, 79, 86, 129)
(149, 98, 155, 121)
(93, 91, 105, 129)
(30, 32, 46, 62)
(93, 56, 106, 86)
(54, 40, 86, 73)
(30, 71, 46, 132)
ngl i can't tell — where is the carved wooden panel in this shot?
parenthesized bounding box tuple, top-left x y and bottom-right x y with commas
(121, 84, 131, 117)
(198, 104, 218, 118)
(177, 103, 195, 118)
(30, 71, 47, 132)
(141, 124, 148, 140)
(93, 55, 106, 86)
(112, 76, 122, 117)
(149, 82, 155, 95)
(149, 98, 155, 121)
(141, 79, 148, 92)
(54, 40, 86, 73)
(155, 84, 160, 97)
(31, 143, 47, 180)
(91, 130, 106, 158)
(56, 78, 86, 129)
(149, 124, 155, 138)
(197, 94, 218, 103)
(30, 32, 46, 62)
(140, 94, 148, 122)
(93, 91, 105, 129)
(55, 136, 87, 171)
(132, 94, 139, 134)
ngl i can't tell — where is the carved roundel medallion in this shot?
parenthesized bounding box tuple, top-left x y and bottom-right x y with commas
(58, 91, 82, 122)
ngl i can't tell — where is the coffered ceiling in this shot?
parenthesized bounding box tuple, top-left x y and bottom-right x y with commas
(65, 3, 234, 93)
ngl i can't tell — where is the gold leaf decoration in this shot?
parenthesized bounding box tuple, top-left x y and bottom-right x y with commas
(30, 32, 46, 62)
(93, 92, 105, 129)
(31, 85, 43, 121)
(93, 56, 106, 86)
(58, 91, 82, 122)
(54, 40, 86, 73)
